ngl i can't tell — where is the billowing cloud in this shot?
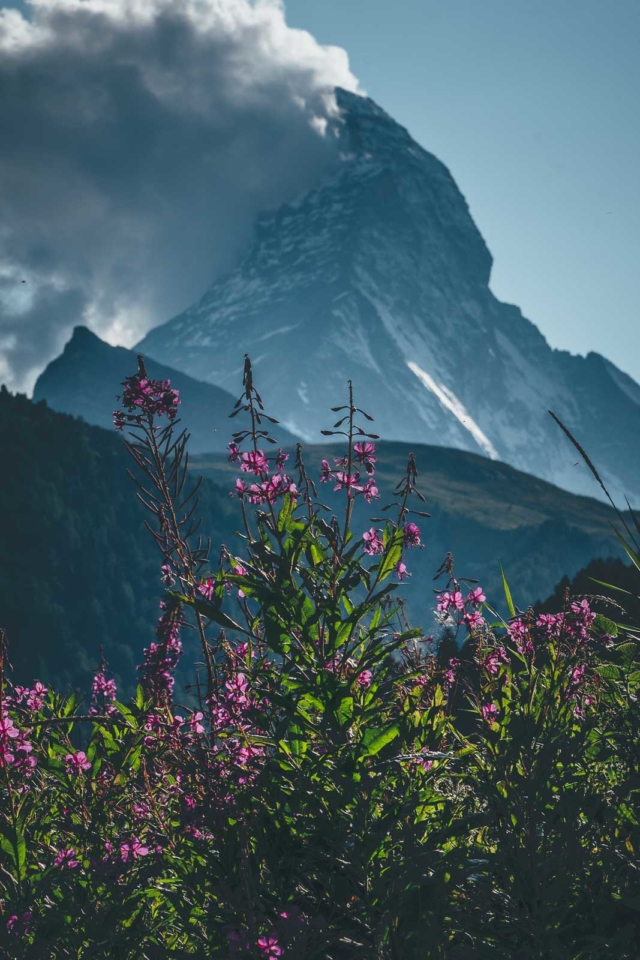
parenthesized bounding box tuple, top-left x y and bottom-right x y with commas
(0, 0, 359, 392)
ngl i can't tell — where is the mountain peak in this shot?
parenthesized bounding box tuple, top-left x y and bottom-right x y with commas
(137, 90, 640, 506)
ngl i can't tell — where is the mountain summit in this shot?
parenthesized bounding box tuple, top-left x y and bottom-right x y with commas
(138, 89, 640, 504)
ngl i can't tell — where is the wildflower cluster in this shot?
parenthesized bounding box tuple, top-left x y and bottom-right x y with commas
(1, 361, 638, 960)
(113, 358, 180, 431)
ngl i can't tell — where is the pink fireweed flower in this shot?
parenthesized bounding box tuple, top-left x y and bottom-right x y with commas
(0, 713, 20, 766)
(444, 657, 461, 686)
(319, 459, 333, 483)
(436, 591, 465, 614)
(275, 448, 289, 470)
(334, 470, 361, 492)
(90, 671, 118, 716)
(225, 673, 249, 704)
(160, 564, 175, 587)
(419, 748, 434, 772)
(357, 670, 373, 688)
(240, 449, 269, 475)
(54, 848, 80, 869)
(396, 560, 409, 581)
(116, 373, 180, 427)
(228, 441, 240, 463)
(257, 935, 283, 958)
(6, 911, 33, 937)
(481, 703, 499, 724)
(197, 577, 215, 601)
(0, 714, 20, 743)
(403, 522, 421, 548)
(353, 441, 377, 474)
(467, 587, 486, 605)
(362, 528, 384, 556)
(483, 647, 509, 674)
(25, 681, 48, 711)
(464, 611, 485, 632)
(361, 478, 379, 503)
(64, 751, 91, 775)
(234, 478, 248, 498)
(508, 619, 534, 655)
(120, 837, 149, 862)
(189, 711, 205, 735)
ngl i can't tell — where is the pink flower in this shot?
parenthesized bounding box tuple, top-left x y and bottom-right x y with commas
(225, 673, 249, 704)
(160, 564, 175, 587)
(419, 748, 434, 772)
(275, 448, 289, 470)
(189, 711, 205, 735)
(353, 441, 377, 474)
(467, 587, 486, 605)
(29, 681, 47, 708)
(240, 449, 269, 475)
(0, 714, 20, 742)
(481, 703, 499, 724)
(6, 911, 32, 936)
(357, 670, 373, 688)
(334, 470, 361, 492)
(64, 750, 91, 775)
(228, 441, 241, 463)
(508, 619, 534, 655)
(361, 478, 379, 503)
(319, 459, 333, 483)
(403, 522, 421, 548)
(464, 611, 485, 632)
(396, 560, 409, 581)
(483, 647, 509, 674)
(54, 847, 80, 869)
(120, 837, 149, 862)
(362, 528, 384, 555)
(257, 934, 283, 958)
(197, 577, 215, 601)
(436, 591, 465, 614)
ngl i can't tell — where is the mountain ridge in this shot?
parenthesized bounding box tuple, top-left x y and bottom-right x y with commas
(32, 325, 299, 452)
(137, 88, 640, 506)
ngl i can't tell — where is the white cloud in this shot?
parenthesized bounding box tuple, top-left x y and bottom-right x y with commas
(0, 0, 359, 391)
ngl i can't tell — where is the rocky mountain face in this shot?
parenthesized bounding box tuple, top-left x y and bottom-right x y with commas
(33, 325, 298, 452)
(137, 88, 640, 506)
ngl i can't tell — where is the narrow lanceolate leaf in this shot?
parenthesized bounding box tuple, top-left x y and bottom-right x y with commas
(500, 565, 516, 619)
(612, 527, 640, 573)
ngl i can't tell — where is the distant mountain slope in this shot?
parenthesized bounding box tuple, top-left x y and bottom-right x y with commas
(191, 439, 628, 610)
(0, 387, 237, 695)
(138, 88, 640, 506)
(33, 325, 299, 453)
(0, 390, 629, 693)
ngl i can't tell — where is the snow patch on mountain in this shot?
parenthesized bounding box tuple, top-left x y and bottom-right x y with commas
(407, 361, 499, 460)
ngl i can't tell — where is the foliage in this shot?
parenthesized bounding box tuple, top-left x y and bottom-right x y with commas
(0, 363, 639, 959)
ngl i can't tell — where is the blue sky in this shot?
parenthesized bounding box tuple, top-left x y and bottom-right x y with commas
(2, 0, 639, 383)
(286, 0, 640, 380)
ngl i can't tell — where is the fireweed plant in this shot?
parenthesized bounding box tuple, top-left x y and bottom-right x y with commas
(1, 357, 639, 959)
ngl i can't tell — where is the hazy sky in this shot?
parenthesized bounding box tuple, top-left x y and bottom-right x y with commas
(286, 0, 640, 380)
(1, 0, 639, 386)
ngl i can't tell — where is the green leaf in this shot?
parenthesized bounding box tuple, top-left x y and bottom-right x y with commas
(594, 614, 618, 637)
(500, 565, 516, 618)
(589, 577, 633, 597)
(361, 724, 399, 757)
(613, 527, 640, 573)
(377, 530, 404, 582)
(178, 594, 246, 634)
(336, 696, 354, 727)
(277, 493, 295, 532)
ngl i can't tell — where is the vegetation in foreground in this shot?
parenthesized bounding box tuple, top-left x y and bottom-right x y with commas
(1, 358, 639, 959)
